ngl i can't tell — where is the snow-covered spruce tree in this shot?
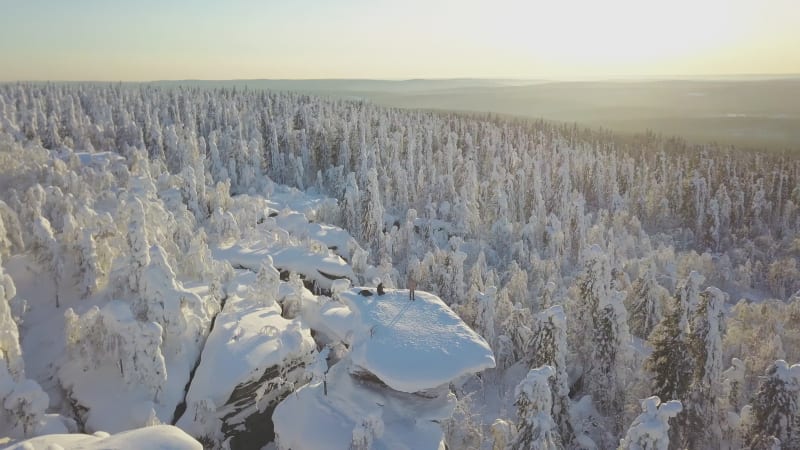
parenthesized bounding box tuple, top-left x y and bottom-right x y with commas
(251, 255, 281, 306)
(744, 360, 800, 449)
(474, 287, 497, 346)
(42, 113, 62, 150)
(421, 245, 466, 306)
(528, 305, 574, 446)
(208, 207, 239, 243)
(125, 197, 150, 295)
(360, 167, 384, 261)
(684, 286, 727, 449)
(135, 244, 206, 357)
(570, 246, 632, 432)
(0, 212, 9, 259)
(63, 301, 167, 401)
(445, 393, 485, 449)
(720, 358, 747, 449)
(182, 229, 213, 281)
(767, 257, 800, 300)
(340, 172, 360, 239)
(77, 229, 101, 298)
(179, 166, 203, 221)
(674, 271, 704, 332)
(568, 246, 609, 380)
(538, 281, 557, 312)
(511, 365, 564, 450)
(31, 215, 63, 307)
(0, 201, 25, 258)
(0, 260, 21, 380)
(643, 288, 694, 447)
(501, 304, 533, 365)
(505, 261, 530, 310)
(0, 260, 50, 438)
(1, 378, 49, 437)
(644, 278, 724, 450)
(624, 262, 668, 340)
(618, 396, 682, 450)
(589, 285, 632, 434)
(491, 418, 514, 450)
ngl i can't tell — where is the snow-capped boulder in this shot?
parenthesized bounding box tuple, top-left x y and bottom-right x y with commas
(338, 288, 495, 393)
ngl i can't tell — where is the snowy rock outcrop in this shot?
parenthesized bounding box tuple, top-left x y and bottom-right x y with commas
(274, 287, 496, 449)
(339, 288, 496, 393)
(176, 270, 315, 449)
(215, 241, 355, 293)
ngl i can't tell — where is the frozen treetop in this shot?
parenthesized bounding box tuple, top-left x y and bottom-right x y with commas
(336, 288, 495, 393)
(538, 304, 566, 330)
(686, 270, 706, 289)
(515, 365, 556, 402)
(619, 396, 682, 450)
(703, 286, 728, 302)
(769, 359, 800, 382)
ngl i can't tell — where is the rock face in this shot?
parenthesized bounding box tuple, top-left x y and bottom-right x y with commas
(217, 356, 309, 449)
(273, 288, 495, 450)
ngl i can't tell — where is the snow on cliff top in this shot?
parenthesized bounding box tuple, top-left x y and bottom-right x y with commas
(336, 288, 495, 393)
(179, 272, 315, 412)
(269, 211, 358, 260)
(214, 241, 354, 290)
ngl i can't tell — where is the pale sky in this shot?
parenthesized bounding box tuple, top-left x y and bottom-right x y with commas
(0, 0, 798, 81)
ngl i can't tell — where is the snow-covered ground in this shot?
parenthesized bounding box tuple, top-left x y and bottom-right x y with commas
(3, 425, 202, 450)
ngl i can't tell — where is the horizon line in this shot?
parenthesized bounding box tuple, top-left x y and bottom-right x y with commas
(3, 73, 800, 84)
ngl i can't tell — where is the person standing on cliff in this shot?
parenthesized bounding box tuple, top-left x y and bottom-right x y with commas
(407, 271, 417, 301)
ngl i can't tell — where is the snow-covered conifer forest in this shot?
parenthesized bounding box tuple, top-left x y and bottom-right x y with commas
(0, 83, 799, 449)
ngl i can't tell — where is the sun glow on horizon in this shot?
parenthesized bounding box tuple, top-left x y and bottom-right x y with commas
(471, 0, 754, 77)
